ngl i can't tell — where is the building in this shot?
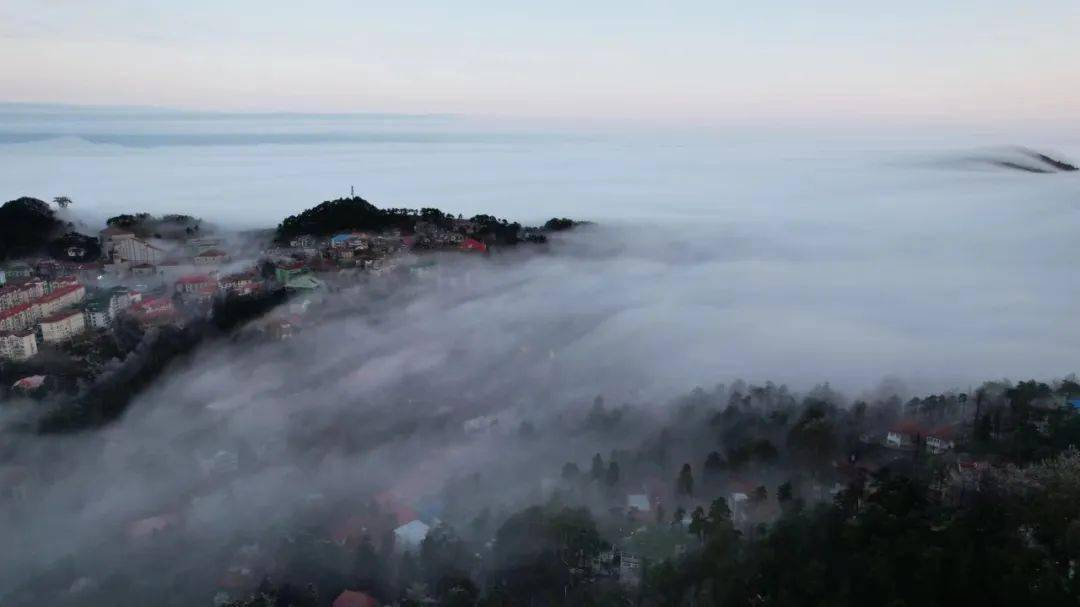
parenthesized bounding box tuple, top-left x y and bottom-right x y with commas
(274, 261, 308, 284)
(392, 520, 430, 553)
(330, 233, 369, 249)
(0, 283, 35, 311)
(220, 272, 260, 297)
(626, 494, 651, 514)
(461, 238, 488, 252)
(332, 590, 378, 607)
(47, 275, 80, 293)
(885, 421, 922, 449)
(926, 426, 957, 454)
(0, 304, 34, 332)
(32, 284, 86, 320)
(290, 235, 319, 249)
(100, 227, 165, 266)
(83, 296, 114, 330)
(1, 262, 33, 280)
(39, 308, 87, 343)
(194, 249, 229, 265)
(131, 263, 157, 277)
(284, 274, 323, 291)
(129, 297, 176, 326)
(109, 286, 140, 317)
(175, 274, 217, 295)
(0, 331, 38, 360)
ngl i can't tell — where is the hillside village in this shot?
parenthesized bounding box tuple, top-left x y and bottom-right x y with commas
(0, 196, 575, 400)
(4, 197, 1080, 606)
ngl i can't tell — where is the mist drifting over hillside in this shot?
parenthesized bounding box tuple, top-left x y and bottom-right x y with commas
(2, 107, 1080, 604)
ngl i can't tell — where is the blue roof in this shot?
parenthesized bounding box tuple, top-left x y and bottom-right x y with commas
(1068, 398, 1080, 410)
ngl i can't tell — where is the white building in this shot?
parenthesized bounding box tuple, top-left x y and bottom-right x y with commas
(393, 520, 430, 553)
(31, 284, 86, 320)
(100, 227, 165, 266)
(83, 299, 113, 330)
(194, 249, 229, 265)
(109, 287, 140, 317)
(0, 331, 38, 360)
(0, 304, 34, 332)
(626, 494, 651, 514)
(39, 309, 87, 343)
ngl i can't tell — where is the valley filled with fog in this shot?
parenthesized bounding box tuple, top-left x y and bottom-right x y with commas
(2, 108, 1080, 604)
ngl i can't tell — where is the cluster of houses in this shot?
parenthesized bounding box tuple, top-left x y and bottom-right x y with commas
(0, 271, 89, 358)
(884, 420, 958, 454)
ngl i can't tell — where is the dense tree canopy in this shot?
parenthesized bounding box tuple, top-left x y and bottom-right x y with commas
(0, 197, 66, 260)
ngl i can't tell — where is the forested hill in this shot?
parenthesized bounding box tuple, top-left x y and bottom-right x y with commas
(275, 196, 576, 245)
(0, 197, 66, 261)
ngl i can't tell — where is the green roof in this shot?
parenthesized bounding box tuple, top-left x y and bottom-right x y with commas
(285, 275, 324, 290)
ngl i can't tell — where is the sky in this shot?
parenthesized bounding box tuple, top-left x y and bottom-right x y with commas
(2, 1, 1080, 124)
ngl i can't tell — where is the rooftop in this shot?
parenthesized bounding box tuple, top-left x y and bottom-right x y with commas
(40, 308, 83, 323)
(35, 283, 84, 305)
(0, 303, 32, 320)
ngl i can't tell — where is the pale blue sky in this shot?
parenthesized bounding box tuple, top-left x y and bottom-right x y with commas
(2, 1, 1078, 124)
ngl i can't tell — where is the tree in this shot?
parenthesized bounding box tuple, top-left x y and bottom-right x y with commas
(751, 485, 768, 503)
(590, 453, 605, 481)
(53, 195, 72, 209)
(688, 506, 707, 541)
(605, 461, 620, 487)
(677, 463, 694, 497)
(777, 481, 793, 503)
(704, 451, 726, 479)
(561, 462, 580, 481)
(672, 506, 686, 527)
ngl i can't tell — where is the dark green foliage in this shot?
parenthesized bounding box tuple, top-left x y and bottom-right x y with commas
(276, 197, 399, 241)
(0, 197, 65, 260)
(543, 217, 576, 231)
(490, 505, 604, 604)
(37, 288, 288, 433)
(677, 463, 694, 496)
(46, 231, 101, 261)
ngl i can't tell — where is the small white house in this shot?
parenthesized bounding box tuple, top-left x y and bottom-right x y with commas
(393, 520, 430, 553)
(626, 494, 651, 513)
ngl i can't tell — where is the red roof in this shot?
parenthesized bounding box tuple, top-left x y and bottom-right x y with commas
(40, 308, 83, 324)
(0, 303, 32, 321)
(176, 274, 214, 285)
(927, 425, 957, 440)
(461, 238, 487, 252)
(197, 249, 227, 257)
(35, 284, 83, 304)
(333, 590, 378, 607)
(374, 491, 418, 526)
(889, 420, 924, 436)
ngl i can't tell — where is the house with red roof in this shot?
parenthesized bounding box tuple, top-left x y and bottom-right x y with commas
(460, 238, 487, 252)
(885, 420, 923, 449)
(39, 308, 87, 343)
(194, 249, 229, 266)
(926, 425, 958, 454)
(175, 274, 217, 294)
(129, 297, 177, 326)
(220, 272, 261, 297)
(0, 303, 34, 332)
(31, 283, 86, 319)
(333, 590, 378, 607)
